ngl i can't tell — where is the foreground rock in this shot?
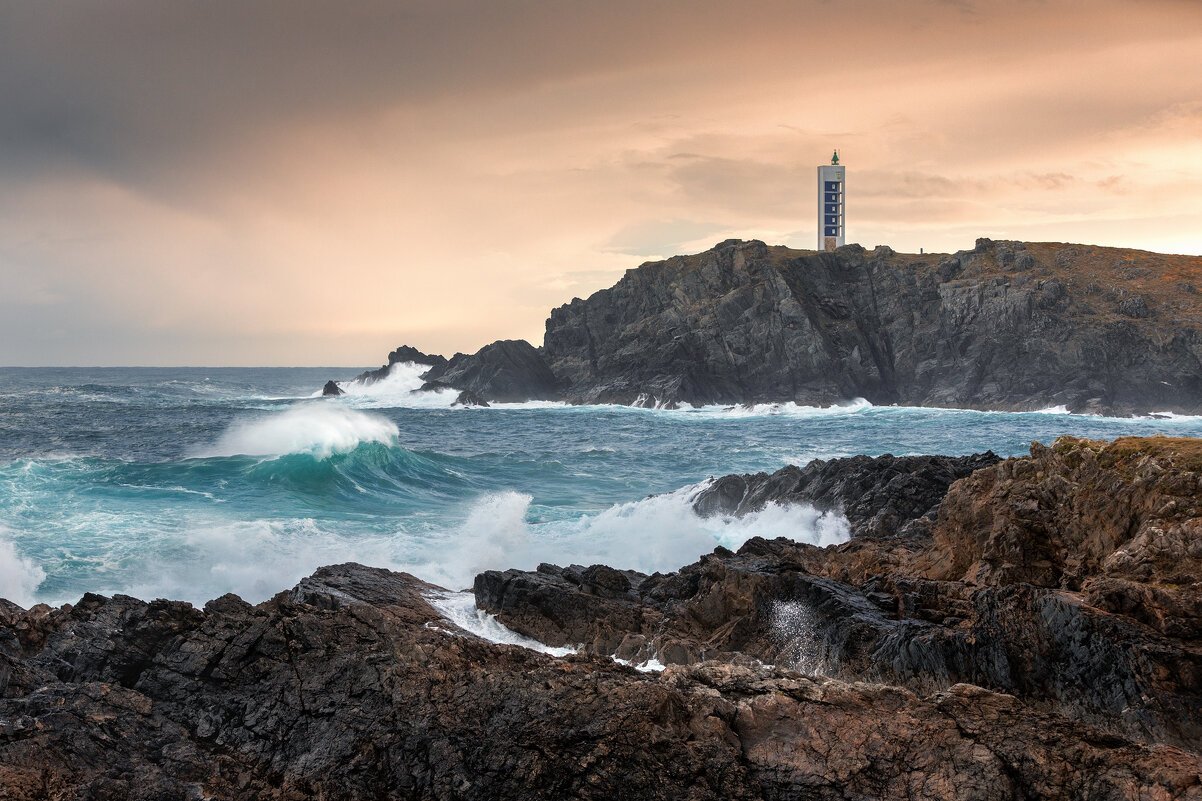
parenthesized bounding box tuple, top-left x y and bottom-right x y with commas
(5, 436, 1202, 798)
(3, 563, 1200, 800)
(477, 437, 1202, 750)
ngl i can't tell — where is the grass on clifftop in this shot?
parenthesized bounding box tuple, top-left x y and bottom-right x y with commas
(1054, 434, 1202, 472)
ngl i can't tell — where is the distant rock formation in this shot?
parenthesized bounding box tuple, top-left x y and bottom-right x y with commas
(541, 238, 1202, 413)
(5, 435, 1202, 798)
(423, 339, 559, 403)
(339, 238, 1202, 413)
(321, 379, 343, 396)
(354, 345, 448, 384)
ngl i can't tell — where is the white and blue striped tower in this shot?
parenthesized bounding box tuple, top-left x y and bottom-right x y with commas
(817, 150, 845, 251)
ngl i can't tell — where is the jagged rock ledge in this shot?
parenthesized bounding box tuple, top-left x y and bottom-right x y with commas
(3, 436, 1202, 799)
(328, 237, 1202, 415)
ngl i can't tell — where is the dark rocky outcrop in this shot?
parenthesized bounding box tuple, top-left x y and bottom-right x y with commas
(321, 379, 344, 396)
(452, 389, 489, 407)
(477, 438, 1202, 751)
(348, 340, 559, 403)
(541, 238, 1202, 414)
(336, 239, 1202, 413)
(692, 451, 1001, 538)
(4, 558, 1202, 799)
(423, 339, 559, 403)
(354, 345, 449, 384)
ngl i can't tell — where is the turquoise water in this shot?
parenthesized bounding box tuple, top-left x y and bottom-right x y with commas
(3, 364, 1201, 608)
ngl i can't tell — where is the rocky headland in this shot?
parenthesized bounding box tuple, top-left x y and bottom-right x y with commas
(3, 435, 1202, 799)
(337, 238, 1202, 415)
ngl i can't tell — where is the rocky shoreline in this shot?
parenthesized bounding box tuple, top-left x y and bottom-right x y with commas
(334, 238, 1202, 416)
(3, 435, 1202, 799)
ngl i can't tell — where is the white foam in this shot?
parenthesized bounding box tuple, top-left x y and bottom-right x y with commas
(195, 403, 399, 459)
(338, 362, 460, 409)
(659, 398, 874, 418)
(420, 482, 850, 592)
(434, 492, 536, 589)
(0, 529, 45, 607)
(115, 517, 418, 607)
(425, 590, 577, 656)
(338, 362, 576, 410)
(614, 656, 667, 672)
(1141, 411, 1202, 422)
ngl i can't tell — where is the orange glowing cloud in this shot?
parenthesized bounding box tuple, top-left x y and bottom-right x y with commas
(1, 0, 1200, 365)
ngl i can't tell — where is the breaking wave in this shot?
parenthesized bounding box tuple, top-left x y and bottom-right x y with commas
(195, 403, 399, 459)
(420, 483, 849, 592)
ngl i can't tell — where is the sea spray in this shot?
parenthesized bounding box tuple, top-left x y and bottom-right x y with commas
(338, 362, 460, 409)
(113, 517, 420, 608)
(0, 528, 45, 607)
(770, 600, 825, 674)
(421, 483, 850, 593)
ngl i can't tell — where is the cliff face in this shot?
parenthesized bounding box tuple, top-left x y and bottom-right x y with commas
(542, 238, 1202, 413)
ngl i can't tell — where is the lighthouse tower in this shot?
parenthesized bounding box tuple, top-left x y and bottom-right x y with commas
(817, 150, 845, 251)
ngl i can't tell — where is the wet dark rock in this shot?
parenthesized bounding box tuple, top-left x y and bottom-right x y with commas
(4, 559, 1200, 799)
(321, 379, 343, 396)
(452, 389, 490, 407)
(692, 452, 1001, 538)
(424, 339, 559, 403)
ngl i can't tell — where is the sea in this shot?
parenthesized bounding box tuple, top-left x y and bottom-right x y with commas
(3, 363, 1202, 611)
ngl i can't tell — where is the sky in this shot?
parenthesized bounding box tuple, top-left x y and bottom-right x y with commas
(2, 0, 1201, 366)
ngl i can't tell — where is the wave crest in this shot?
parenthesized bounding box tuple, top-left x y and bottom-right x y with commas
(196, 403, 399, 459)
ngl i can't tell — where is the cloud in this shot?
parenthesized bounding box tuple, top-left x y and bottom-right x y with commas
(604, 219, 729, 257)
(1, 0, 1200, 364)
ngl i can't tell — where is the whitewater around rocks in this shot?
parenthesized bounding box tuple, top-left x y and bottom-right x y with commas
(3, 363, 1202, 608)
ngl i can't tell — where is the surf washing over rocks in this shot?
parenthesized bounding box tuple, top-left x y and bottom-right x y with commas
(4, 365, 1202, 610)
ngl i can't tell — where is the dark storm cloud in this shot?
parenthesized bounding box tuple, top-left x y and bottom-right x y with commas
(0, 0, 1039, 186)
